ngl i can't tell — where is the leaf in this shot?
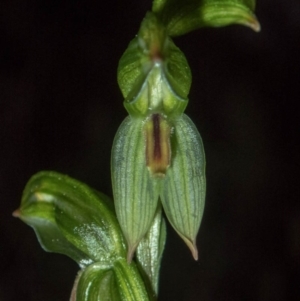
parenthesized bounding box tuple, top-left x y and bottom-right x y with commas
(74, 260, 150, 301)
(75, 263, 121, 301)
(15, 171, 126, 267)
(153, 0, 260, 36)
(160, 114, 206, 260)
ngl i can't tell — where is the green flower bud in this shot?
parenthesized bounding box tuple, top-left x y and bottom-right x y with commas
(14, 171, 126, 267)
(117, 12, 191, 117)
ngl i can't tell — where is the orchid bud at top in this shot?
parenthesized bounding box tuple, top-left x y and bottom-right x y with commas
(117, 12, 192, 117)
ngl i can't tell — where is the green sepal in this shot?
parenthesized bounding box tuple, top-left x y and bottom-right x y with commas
(153, 0, 260, 36)
(117, 12, 191, 117)
(75, 263, 121, 301)
(111, 116, 161, 261)
(136, 206, 166, 296)
(15, 171, 126, 267)
(160, 114, 206, 260)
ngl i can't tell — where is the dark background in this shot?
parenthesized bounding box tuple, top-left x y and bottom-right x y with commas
(1, 0, 299, 300)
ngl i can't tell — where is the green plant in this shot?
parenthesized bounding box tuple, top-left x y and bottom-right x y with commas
(14, 1, 259, 300)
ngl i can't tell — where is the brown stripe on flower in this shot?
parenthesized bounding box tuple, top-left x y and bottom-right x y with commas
(145, 114, 171, 176)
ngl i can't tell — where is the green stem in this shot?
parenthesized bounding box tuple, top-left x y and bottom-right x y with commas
(114, 259, 152, 301)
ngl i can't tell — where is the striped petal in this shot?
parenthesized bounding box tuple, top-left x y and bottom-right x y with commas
(160, 114, 206, 259)
(111, 116, 161, 262)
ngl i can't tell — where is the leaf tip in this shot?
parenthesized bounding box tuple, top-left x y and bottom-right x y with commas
(12, 209, 21, 218)
(248, 17, 261, 32)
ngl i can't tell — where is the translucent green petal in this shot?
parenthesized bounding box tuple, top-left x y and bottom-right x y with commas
(160, 114, 206, 259)
(111, 117, 161, 261)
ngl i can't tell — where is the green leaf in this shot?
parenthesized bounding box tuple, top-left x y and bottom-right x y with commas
(136, 206, 166, 296)
(75, 263, 121, 301)
(160, 114, 206, 259)
(153, 0, 260, 36)
(111, 116, 161, 261)
(15, 171, 126, 266)
(75, 260, 150, 301)
(117, 12, 191, 117)
(54, 185, 125, 263)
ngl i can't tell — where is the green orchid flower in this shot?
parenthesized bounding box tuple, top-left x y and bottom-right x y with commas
(112, 12, 206, 262)
(113, 0, 260, 260)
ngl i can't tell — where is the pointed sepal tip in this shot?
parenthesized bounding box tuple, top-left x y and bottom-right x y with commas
(127, 243, 139, 263)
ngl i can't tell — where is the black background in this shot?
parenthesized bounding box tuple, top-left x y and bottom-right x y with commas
(1, 0, 299, 300)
